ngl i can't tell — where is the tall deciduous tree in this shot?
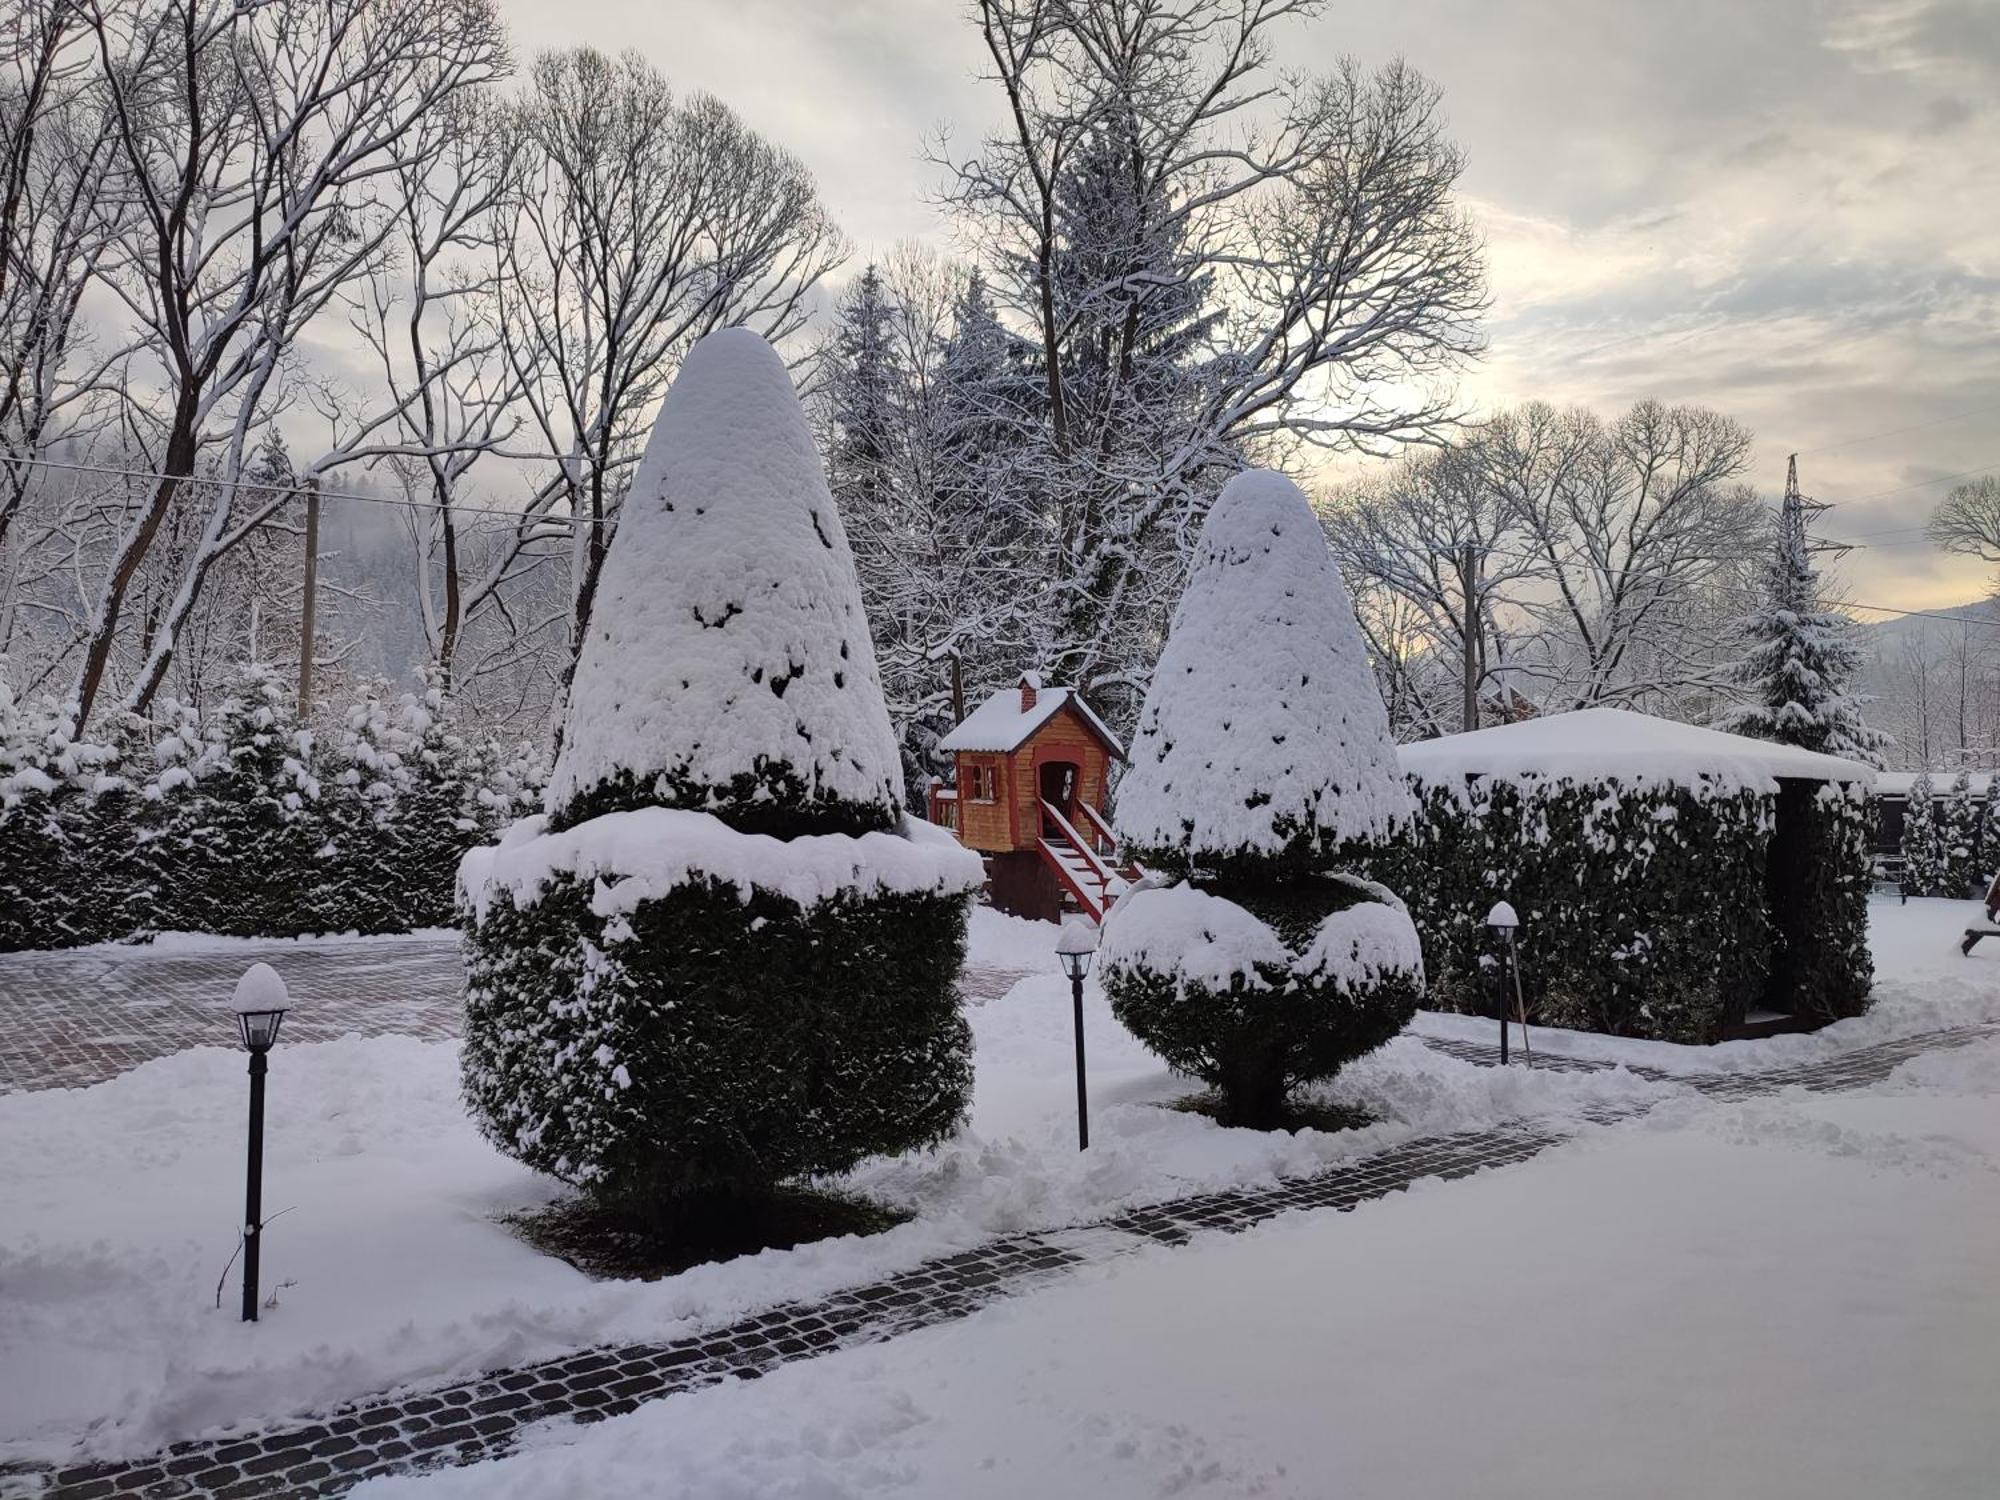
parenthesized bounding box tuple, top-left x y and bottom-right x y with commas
(936, 0, 1485, 726)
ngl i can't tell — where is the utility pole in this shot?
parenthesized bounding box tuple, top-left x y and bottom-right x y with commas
(297, 478, 320, 713)
(1460, 541, 1479, 732)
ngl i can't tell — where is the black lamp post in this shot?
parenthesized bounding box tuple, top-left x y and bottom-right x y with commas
(232, 962, 289, 1323)
(1486, 901, 1518, 1065)
(1056, 918, 1099, 1151)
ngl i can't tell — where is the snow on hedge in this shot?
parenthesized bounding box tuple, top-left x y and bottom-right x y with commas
(458, 808, 984, 923)
(1115, 468, 1410, 863)
(1399, 707, 1876, 797)
(1101, 878, 1422, 997)
(545, 327, 902, 826)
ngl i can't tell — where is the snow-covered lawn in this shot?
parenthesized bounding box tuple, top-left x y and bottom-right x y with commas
(4, 897, 1998, 1475)
(364, 1041, 2000, 1499)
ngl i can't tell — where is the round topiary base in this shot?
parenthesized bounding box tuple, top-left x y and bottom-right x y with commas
(1102, 875, 1421, 1130)
(461, 867, 973, 1205)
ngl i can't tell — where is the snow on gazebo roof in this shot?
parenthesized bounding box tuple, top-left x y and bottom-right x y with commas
(1873, 770, 1991, 797)
(937, 679, 1123, 758)
(1398, 707, 1875, 793)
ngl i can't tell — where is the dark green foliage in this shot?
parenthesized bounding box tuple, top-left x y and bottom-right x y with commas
(1105, 875, 1420, 1129)
(1367, 772, 1874, 1044)
(550, 761, 897, 840)
(0, 783, 72, 950)
(1899, 773, 1948, 897)
(461, 872, 974, 1202)
(1765, 781, 1874, 1024)
(151, 672, 324, 939)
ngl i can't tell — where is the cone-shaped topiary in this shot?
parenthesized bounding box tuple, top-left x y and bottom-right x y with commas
(459, 328, 983, 1218)
(1101, 469, 1423, 1128)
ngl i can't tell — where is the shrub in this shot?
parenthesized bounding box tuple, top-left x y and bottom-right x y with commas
(459, 328, 982, 1215)
(1101, 469, 1421, 1128)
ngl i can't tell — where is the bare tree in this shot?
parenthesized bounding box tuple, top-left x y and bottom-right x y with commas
(63, 0, 508, 734)
(1927, 475, 2000, 568)
(493, 48, 846, 721)
(1327, 441, 1538, 733)
(936, 0, 1485, 707)
(1503, 400, 1762, 713)
(0, 0, 125, 563)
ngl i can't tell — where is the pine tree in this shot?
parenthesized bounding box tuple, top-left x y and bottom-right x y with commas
(1721, 457, 1887, 766)
(461, 328, 983, 1222)
(1941, 766, 1983, 897)
(1100, 469, 1423, 1128)
(317, 682, 417, 933)
(1900, 772, 1947, 898)
(154, 664, 323, 937)
(393, 677, 486, 929)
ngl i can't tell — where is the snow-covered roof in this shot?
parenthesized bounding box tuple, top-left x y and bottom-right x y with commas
(1398, 708, 1876, 792)
(937, 683, 1123, 758)
(1874, 771, 1993, 798)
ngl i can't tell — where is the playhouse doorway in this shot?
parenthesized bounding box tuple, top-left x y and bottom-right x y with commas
(1039, 760, 1079, 830)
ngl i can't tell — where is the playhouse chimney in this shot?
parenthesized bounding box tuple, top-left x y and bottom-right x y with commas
(1019, 672, 1041, 713)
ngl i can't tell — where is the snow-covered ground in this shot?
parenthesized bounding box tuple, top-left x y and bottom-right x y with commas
(4, 897, 1997, 1476)
(364, 1040, 2000, 1499)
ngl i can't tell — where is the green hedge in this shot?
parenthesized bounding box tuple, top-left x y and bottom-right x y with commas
(460, 867, 974, 1206)
(1365, 773, 1874, 1043)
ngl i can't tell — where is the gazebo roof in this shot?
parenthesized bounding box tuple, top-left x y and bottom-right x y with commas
(937, 680, 1124, 759)
(1398, 707, 1876, 792)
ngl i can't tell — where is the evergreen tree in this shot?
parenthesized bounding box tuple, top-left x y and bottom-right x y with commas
(394, 677, 488, 929)
(826, 265, 905, 531)
(316, 682, 417, 933)
(1984, 786, 2000, 890)
(1721, 457, 1887, 765)
(461, 328, 983, 1222)
(154, 663, 323, 937)
(1100, 470, 1423, 1128)
(1900, 772, 1947, 898)
(1941, 767, 1984, 897)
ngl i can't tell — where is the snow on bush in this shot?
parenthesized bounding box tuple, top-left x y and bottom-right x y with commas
(1115, 469, 1411, 875)
(546, 326, 904, 838)
(460, 328, 980, 1213)
(1371, 763, 1874, 1044)
(1102, 470, 1422, 1127)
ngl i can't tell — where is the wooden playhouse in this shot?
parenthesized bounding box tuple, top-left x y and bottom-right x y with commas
(926, 674, 1135, 921)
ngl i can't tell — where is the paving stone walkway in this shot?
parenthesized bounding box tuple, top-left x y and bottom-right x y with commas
(0, 938, 1032, 1095)
(19, 1014, 1998, 1500)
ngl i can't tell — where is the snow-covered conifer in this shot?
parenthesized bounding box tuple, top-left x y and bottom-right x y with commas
(1940, 767, 1983, 897)
(547, 330, 904, 839)
(1721, 458, 1887, 766)
(461, 328, 982, 1223)
(153, 663, 323, 937)
(1900, 772, 1947, 898)
(1101, 469, 1422, 1127)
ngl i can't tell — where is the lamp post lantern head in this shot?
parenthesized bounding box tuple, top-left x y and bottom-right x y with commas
(1485, 901, 1519, 935)
(1056, 917, 1100, 982)
(232, 963, 289, 1053)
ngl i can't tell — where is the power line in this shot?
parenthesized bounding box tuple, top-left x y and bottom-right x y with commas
(4, 453, 579, 527)
(1793, 403, 1997, 460)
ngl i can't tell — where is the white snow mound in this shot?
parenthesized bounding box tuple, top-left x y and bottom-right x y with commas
(1101, 880, 1421, 995)
(546, 327, 903, 822)
(459, 809, 985, 923)
(1115, 468, 1411, 860)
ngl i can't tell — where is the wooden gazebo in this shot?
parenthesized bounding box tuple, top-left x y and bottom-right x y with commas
(928, 674, 1135, 921)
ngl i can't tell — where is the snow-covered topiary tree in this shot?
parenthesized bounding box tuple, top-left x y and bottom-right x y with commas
(459, 328, 984, 1222)
(1100, 469, 1423, 1128)
(1900, 772, 1947, 897)
(1940, 767, 1984, 898)
(1720, 458, 1887, 766)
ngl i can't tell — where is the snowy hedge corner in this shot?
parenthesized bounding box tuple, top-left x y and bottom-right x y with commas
(1101, 470, 1423, 1128)
(458, 329, 980, 1214)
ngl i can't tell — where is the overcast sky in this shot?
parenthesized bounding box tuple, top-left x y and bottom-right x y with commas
(499, 0, 2000, 614)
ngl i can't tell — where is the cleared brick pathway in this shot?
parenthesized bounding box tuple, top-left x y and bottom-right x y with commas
(19, 1015, 1997, 1500)
(0, 939, 1032, 1096)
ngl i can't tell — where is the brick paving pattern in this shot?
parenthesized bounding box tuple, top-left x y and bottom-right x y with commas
(0, 938, 1034, 1096)
(20, 1016, 1998, 1499)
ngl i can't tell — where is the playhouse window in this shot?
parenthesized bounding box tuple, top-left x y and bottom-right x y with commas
(968, 762, 999, 802)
